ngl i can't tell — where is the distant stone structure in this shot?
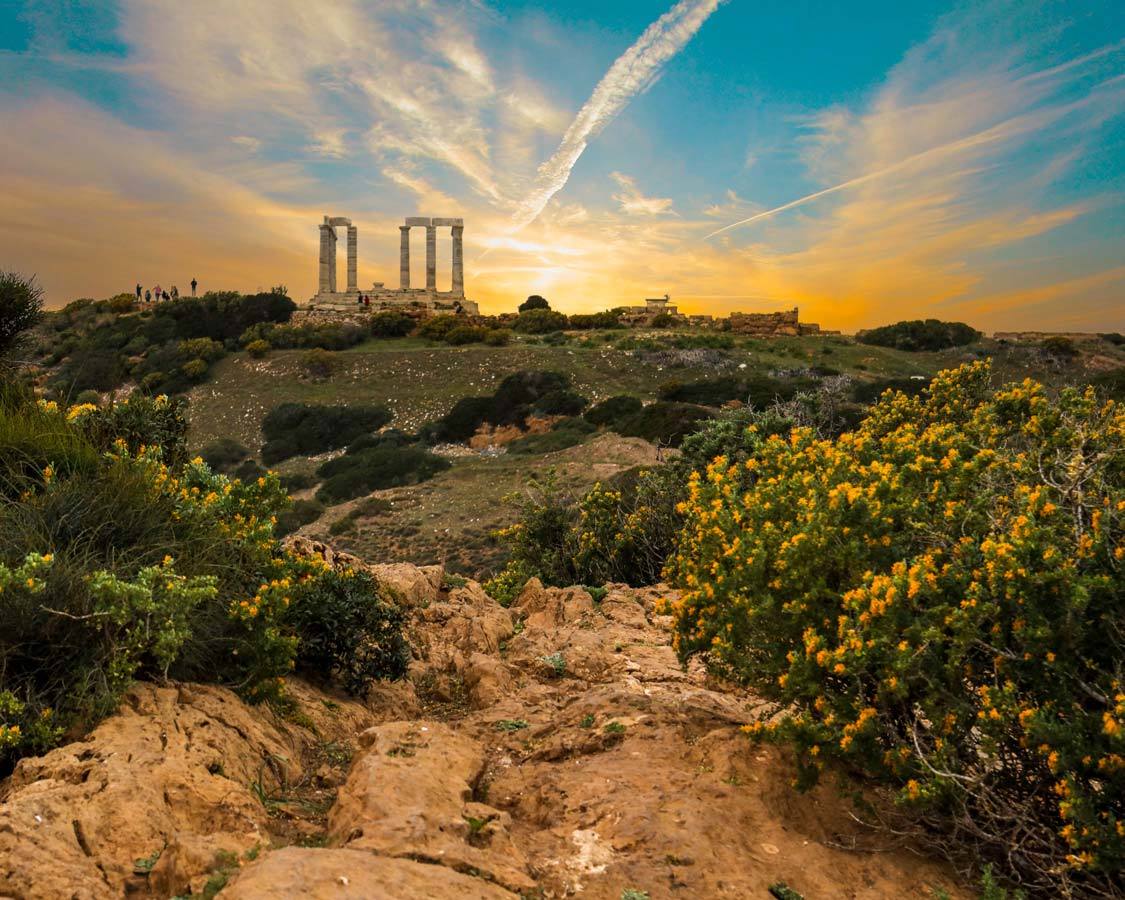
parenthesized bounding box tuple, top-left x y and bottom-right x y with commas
(729, 308, 824, 336)
(308, 215, 478, 315)
(618, 296, 826, 335)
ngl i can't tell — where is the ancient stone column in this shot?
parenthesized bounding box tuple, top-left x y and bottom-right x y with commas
(318, 223, 332, 294)
(425, 225, 437, 291)
(346, 226, 357, 293)
(399, 226, 410, 290)
(451, 225, 464, 296)
(327, 226, 337, 293)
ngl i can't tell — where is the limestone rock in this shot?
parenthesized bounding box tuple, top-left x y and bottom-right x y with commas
(223, 847, 517, 898)
(329, 721, 536, 894)
(0, 681, 373, 899)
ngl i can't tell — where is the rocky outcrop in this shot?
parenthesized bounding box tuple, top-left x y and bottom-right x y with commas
(0, 680, 374, 899)
(2, 558, 969, 899)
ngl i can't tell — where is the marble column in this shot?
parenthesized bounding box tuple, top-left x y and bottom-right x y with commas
(425, 225, 437, 291)
(327, 226, 337, 293)
(318, 224, 332, 294)
(399, 226, 410, 289)
(451, 225, 464, 296)
(346, 226, 357, 292)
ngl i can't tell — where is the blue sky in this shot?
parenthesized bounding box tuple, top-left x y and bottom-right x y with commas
(1, 0, 1122, 330)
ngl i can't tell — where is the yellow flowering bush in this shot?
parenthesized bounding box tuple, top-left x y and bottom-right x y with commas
(3, 386, 408, 771)
(668, 362, 1124, 895)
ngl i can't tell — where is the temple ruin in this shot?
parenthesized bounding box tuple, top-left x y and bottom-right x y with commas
(309, 215, 478, 314)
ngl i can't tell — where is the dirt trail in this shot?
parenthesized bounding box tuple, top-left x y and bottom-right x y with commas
(0, 542, 967, 899)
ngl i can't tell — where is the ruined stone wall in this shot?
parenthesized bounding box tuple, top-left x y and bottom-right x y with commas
(728, 308, 801, 336)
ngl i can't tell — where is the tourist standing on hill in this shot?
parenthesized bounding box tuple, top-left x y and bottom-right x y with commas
(171, 285, 179, 300)
(145, 289, 151, 303)
(191, 277, 198, 297)
(135, 283, 142, 301)
(154, 285, 163, 302)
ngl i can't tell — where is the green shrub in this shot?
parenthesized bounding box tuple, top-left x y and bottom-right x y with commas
(417, 314, 460, 341)
(484, 328, 512, 346)
(421, 371, 572, 443)
(532, 389, 588, 417)
(299, 348, 337, 379)
(659, 375, 813, 408)
(260, 403, 392, 464)
(285, 570, 409, 696)
(518, 295, 550, 312)
(279, 471, 318, 493)
(199, 438, 251, 474)
(315, 446, 451, 504)
(274, 498, 325, 537)
(0, 271, 43, 368)
(245, 339, 271, 358)
(444, 326, 487, 346)
(369, 311, 415, 338)
(513, 309, 569, 334)
(346, 429, 414, 454)
(180, 358, 209, 381)
(178, 337, 226, 362)
(851, 377, 930, 405)
(856, 319, 981, 351)
(1041, 335, 1079, 360)
(668, 362, 1124, 896)
(73, 393, 190, 467)
(567, 312, 623, 330)
(585, 395, 643, 427)
(74, 389, 101, 405)
(616, 401, 714, 447)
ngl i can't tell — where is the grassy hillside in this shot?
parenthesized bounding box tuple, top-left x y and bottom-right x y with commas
(187, 332, 983, 451)
(179, 328, 1124, 577)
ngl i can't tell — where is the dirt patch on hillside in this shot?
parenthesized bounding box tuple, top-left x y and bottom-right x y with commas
(310, 433, 668, 577)
(2, 543, 969, 899)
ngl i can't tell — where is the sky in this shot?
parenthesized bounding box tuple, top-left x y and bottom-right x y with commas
(0, 0, 1122, 332)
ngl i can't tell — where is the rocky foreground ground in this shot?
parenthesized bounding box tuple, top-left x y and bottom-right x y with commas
(0, 539, 966, 899)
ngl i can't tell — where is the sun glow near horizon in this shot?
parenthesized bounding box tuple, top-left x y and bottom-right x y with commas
(0, 0, 1122, 331)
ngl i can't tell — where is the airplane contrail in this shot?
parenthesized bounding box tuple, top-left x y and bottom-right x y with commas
(703, 115, 1041, 240)
(511, 0, 725, 231)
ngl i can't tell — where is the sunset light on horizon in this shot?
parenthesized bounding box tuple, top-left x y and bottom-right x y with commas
(1, 0, 1123, 331)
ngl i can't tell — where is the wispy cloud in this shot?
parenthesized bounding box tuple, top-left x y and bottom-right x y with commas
(610, 172, 675, 216)
(509, 0, 726, 229)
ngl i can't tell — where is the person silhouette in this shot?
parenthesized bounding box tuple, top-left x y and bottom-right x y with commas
(191, 277, 198, 297)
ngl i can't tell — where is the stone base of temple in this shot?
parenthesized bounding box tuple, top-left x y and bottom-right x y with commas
(306, 288, 479, 317)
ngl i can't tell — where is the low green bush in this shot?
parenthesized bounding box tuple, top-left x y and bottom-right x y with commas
(421, 371, 572, 443)
(513, 309, 569, 334)
(369, 311, 415, 338)
(274, 498, 325, 537)
(245, 339, 271, 358)
(484, 328, 512, 346)
(299, 348, 338, 379)
(658, 375, 813, 408)
(285, 570, 409, 696)
(417, 314, 460, 341)
(199, 437, 251, 474)
(260, 402, 392, 464)
(585, 395, 643, 427)
(616, 401, 714, 447)
(444, 326, 487, 346)
(532, 389, 588, 417)
(315, 446, 450, 504)
(856, 319, 981, 351)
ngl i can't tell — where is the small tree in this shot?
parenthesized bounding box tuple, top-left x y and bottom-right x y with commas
(0, 272, 43, 368)
(519, 295, 550, 312)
